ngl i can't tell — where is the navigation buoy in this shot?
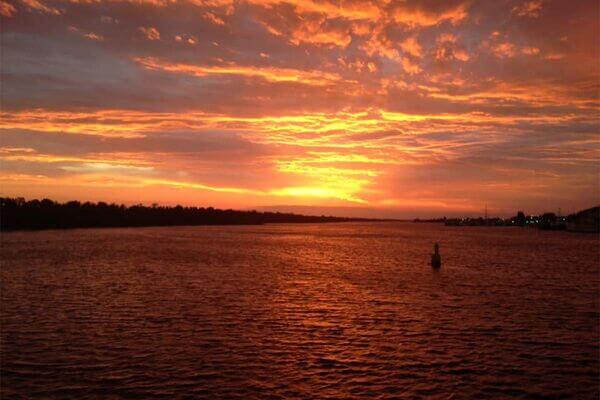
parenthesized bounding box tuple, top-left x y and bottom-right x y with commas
(431, 243, 441, 268)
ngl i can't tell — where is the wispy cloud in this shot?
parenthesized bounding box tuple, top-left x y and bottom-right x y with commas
(134, 57, 343, 85)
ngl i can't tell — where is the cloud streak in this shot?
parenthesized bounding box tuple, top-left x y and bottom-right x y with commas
(134, 57, 343, 85)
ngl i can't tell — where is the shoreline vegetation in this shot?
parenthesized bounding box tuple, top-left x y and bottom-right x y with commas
(0, 197, 389, 231)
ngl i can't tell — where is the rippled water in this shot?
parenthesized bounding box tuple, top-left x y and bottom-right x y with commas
(1, 222, 598, 399)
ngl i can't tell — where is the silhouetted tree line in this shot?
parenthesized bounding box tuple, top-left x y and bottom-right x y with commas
(0, 198, 378, 231)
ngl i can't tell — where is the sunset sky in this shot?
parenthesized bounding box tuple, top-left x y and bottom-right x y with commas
(1, 0, 598, 217)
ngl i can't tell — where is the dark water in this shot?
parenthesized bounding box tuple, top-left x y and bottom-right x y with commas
(1, 222, 598, 399)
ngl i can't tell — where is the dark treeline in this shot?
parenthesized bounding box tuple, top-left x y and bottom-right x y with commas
(0, 197, 381, 231)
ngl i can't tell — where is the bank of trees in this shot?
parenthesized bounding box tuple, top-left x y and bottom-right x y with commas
(0, 198, 370, 231)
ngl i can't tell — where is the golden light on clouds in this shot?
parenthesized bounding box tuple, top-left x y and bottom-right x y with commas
(1, 0, 598, 216)
(135, 57, 343, 86)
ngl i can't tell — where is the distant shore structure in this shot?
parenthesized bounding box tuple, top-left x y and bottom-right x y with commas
(414, 205, 599, 233)
(566, 206, 599, 233)
(431, 243, 441, 268)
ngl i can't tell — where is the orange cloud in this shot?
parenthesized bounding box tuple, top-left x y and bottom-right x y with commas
(391, 2, 468, 28)
(401, 57, 422, 74)
(337, 57, 377, 73)
(521, 46, 540, 55)
(138, 26, 161, 40)
(512, 0, 543, 18)
(453, 49, 469, 61)
(289, 19, 352, 48)
(252, 0, 380, 21)
(203, 12, 225, 25)
(360, 27, 400, 61)
(400, 36, 423, 58)
(436, 34, 469, 62)
(67, 0, 174, 6)
(491, 42, 517, 58)
(84, 32, 104, 41)
(351, 21, 372, 36)
(135, 57, 343, 85)
(68, 26, 104, 41)
(22, 0, 60, 14)
(175, 34, 197, 45)
(0, 147, 153, 167)
(0, 108, 473, 146)
(0, 0, 16, 16)
(260, 21, 284, 37)
(440, 33, 457, 43)
(142, 178, 253, 194)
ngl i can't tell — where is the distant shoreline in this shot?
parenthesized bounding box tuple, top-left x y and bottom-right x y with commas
(413, 206, 599, 234)
(0, 197, 395, 232)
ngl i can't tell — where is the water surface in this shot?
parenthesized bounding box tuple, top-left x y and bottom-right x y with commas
(2, 222, 598, 398)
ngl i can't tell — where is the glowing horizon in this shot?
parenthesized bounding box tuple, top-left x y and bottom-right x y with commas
(1, 0, 598, 217)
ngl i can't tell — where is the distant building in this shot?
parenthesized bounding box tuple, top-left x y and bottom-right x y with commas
(567, 206, 600, 233)
(538, 212, 567, 230)
(515, 211, 526, 226)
